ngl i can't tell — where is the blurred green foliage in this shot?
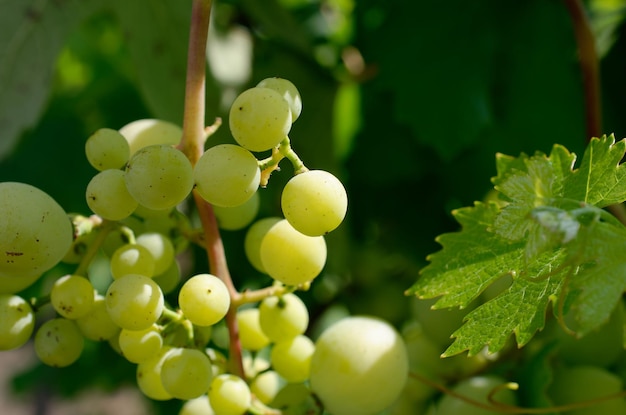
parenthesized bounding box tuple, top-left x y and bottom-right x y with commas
(2, 0, 626, 412)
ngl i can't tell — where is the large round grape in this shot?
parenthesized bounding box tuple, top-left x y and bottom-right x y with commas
(125, 144, 194, 210)
(309, 316, 409, 415)
(118, 118, 182, 156)
(260, 219, 326, 286)
(0, 182, 73, 280)
(281, 170, 348, 236)
(0, 294, 34, 350)
(178, 274, 230, 327)
(229, 87, 292, 152)
(259, 293, 309, 342)
(105, 274, 164, 331)
(161, 347, 214, 400)
(86, 169, 138, 221)
(34, 318, 84, 367)
(194, 144, 260, 207)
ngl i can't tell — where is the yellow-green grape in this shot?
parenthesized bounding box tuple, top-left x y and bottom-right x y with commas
(118, 118, 182, 156)
(85, 128, 130, 171)
(435, 375, 517, 415)
(281, 170, 348, 236)
(310, 316, 409, 415)
(0, 272, 41, 295)
(34, 318, 84, 367)
(105, 274, 164, 331)
(194, 144, 260, 207)
(179, 274, 230, 327)
(208, 374, 252, 415)
(260, 219, 327, 286)
(213, 191, 260, 231)
(256, 77, 302, 122)
(135, 232, 175, 275)
(270, 335, 315, 383)
(86, 169, 138, 221)
(250, 370, 286, 405)
(244, 217, 282, 273)
(229, 87, 292, 152)
(548, 366, 626, 415)
(136, 346, 174, 401)
(179, 395, 215, 415)
(236, 308, 270, 351)
(270, 382, 313, 413)
(259, 293, 309, 342)
(76, 294, 120, 341)
(125, 144, 194, 210)
(110, 243, 156, 279)
(118, 325, 163, 364)
(0, 182, 73, 279)
(152, 260, 181, 295)
(0, 294, 35, 350)
(50, 275, 95, 319)
(161, 347, 214, 400)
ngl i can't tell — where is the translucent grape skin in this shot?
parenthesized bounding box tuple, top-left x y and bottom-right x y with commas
(135, 232, 175, 275)
(118, 118, 182, 156)
(125, 144, 194, 210)
(260, 219, 327, 286)
(118, 326, 163, 364)
(160, 347, 214, 400)
(110, 243, 156, 280)
(85, 128, 130, 171)
(309, 316, 409, 415)
(237, 308, 270, 351)
(281, 170, 348, 236)
(0, 294, 35, 350)
(208, 373, 252, 415)
(105, 274, 164, 331)
(270, 334, 315, 383)
(244, 217, 282, 273)
(86, 169, 138, 221)
(178, 274, 231, 327)
(250, 370, 285, 405)
(137, 346, 174, 401)
(76, 294, 120, 341)
(194, 144, 261, 207)
(229, 87, 292, 152)
(259, 293, 309, 342)
(256, 77, 302, 122)
(179, 395, 215, 415)
(34, 318, 85, 367)
(50, 274, 95, 319)
(0, 182, 73, 279)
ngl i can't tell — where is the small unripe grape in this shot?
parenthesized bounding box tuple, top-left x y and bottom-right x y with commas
(86, 169, 138, 221)
(0, 294, 35, 350)
(50, 274, 95, 319)
(256, 77, 302, 122)
(85, 128, 130, 170)
(208, 374, 251, 415)
(34, 318, 84, 367)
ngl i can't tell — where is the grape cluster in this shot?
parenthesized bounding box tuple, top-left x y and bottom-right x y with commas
(0, 78, 409, 415)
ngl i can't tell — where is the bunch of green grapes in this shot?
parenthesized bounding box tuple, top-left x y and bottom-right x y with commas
(0, 77, 414, 415)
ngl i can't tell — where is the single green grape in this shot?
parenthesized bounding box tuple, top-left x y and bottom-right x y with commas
(136, 346, 174, 401)
(161, 347, 214, 400)
(0, 182, 73, 280)
(256, 77, 302, 122)
(125, 144, 194, 210)
(50, 274, 95, 319)
(229, 87, 292, 152)
(281, 170, 348, 236)
(76, 294, 121, 341)
(179, 395, 215, 415)
(270, 334, 315, 383)
(34, 318, 85, 367)
(85, 128, 130, 171)
(243, 217, 282, 273)
(208, 373, 252, 415)
(259, 292, 309, 342)
(0, 294, 35, 350)
(105, 274, 164, 331)
(237, 308, 270, 351)
(250, 370, 285, 405)
(194, 144, 260, 207)
(135, 232, 175, 275)
(260, 219, 327, 286)
(110, 243, 156, 279)
(118, 325, 163, 364)
(213, 191, 260, 231)
(179, 274, 230, 327)
(118, 118, 182, 156)
(86, 169, 138, 221)
(309, 316, 409, 415)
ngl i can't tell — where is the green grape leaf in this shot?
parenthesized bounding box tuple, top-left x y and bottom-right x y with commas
(0, 0, 105, 160)
(408, 136, 626, 356)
